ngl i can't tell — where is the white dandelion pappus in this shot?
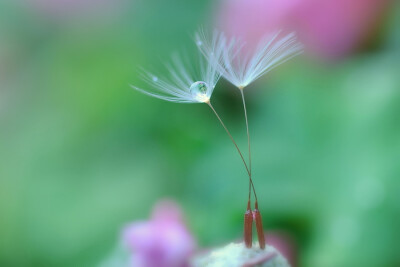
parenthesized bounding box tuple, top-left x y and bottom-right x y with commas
(131, 51, 222, 104)
(196, 30, 303, 89)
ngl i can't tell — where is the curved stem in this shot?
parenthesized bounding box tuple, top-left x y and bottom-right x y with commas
(240, 90, 252, 175)
(240, 89, 258, 204)
(207, 102, 256, 198)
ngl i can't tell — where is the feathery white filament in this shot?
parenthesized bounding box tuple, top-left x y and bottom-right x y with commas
(196, 30, 303, 88)
(131, 51, 221, 104)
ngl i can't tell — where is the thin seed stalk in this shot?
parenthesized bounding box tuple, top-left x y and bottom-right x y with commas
(240, 89, 266, 249)
(207, 101, 264, 249)
(207, 102, 252, 180)
(240, 89, 258, 203)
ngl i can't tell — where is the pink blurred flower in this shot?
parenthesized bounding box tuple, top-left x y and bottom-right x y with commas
(218, 0, 388, 59)
(123, 200, 196, 267)
(266, 231, 298, 267)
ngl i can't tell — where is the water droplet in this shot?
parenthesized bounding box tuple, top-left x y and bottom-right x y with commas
(152, 76, 158, 82)
(197, 41, 202, 46)
(190, 81, 209, 102)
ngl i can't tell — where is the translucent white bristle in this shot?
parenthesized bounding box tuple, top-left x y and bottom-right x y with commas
(196, 30, 303, 89)
(131, 49, 223, 104)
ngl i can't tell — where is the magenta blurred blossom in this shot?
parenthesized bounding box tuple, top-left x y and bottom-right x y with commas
(266, 231, 298, 267)
(123, 200, 196, 267)
(218, 0, 388, 58)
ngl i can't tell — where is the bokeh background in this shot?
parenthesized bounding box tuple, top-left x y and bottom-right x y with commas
(1, 0, 400, 266)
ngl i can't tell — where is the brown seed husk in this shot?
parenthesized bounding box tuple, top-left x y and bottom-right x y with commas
(253, 208, 266, 249)
(244, 202, 253, 248)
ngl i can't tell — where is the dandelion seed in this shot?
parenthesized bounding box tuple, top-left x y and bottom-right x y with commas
(196, 29, 302, 250)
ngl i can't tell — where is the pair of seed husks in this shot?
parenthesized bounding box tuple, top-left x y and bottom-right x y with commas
(132, 30, 303, 249)
(244, 201, 265, 249)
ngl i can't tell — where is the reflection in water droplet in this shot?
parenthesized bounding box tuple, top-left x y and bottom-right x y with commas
(190, 81, 209, 102)
(152, 76, 158, 82)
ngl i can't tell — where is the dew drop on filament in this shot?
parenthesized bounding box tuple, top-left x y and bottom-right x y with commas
(190, 81, 209, 102)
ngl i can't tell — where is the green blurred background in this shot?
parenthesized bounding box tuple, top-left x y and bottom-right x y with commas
(1, 0, 400, 266)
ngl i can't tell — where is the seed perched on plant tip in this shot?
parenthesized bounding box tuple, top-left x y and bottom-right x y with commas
(244, 200, 253, 248)
(254, 202, 266, 249)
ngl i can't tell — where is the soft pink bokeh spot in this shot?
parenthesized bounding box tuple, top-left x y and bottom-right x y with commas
(266, 231, 298, 267)
(123, 200, 196, 267)
(218, 0, 388, 59)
